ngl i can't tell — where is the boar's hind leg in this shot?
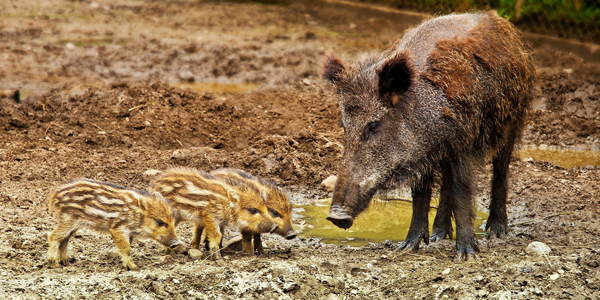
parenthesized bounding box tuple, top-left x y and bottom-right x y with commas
(109, 227, 137, 270)
(202, 221, 223, 260)
(430, 175, 455, 243)
(442, 158, 478, 261)
(48, 215, 80, 267)
(487, 122, 520, 238)
(398, 172, 433, 252)
(191, 224, 204, 250)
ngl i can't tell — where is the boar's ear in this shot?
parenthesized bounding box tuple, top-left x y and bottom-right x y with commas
(323, 53, 345, 83)
(228, 190, 240, 208)
(378, 53, 412, 107)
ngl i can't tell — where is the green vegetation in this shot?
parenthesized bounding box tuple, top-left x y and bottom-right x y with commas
(362, 0, 599, 42)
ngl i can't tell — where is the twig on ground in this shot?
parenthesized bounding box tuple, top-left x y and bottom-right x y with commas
(510, 212, 570, 227)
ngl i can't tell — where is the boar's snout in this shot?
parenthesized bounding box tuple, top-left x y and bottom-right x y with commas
(327, 205, 354, 229)
(169, 239, 181, 249)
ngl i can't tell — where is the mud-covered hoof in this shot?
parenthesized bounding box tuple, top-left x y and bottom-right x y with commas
(454, 252, 477, 262)
(123, 261, 138, 271)
(397, 233, 427, 252)
(486, 220, 507, 239)
(430, 227, 453, 243)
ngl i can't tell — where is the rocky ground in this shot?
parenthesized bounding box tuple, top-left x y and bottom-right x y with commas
(1, 0, 600, 299)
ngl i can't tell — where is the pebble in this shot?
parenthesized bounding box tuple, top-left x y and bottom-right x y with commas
(526, 241, 551, 256)
(188, 249, 202, 259)
(302, 78, 311, 86)
(320, 175, 338, 192)
(143, 169, 162, 177)
(549, 273, 560, 280)
(106, 252, 120, 260)
(65, 43, 76, 50)
(179, 70, 195, 82)
(442, 268, 451, 275)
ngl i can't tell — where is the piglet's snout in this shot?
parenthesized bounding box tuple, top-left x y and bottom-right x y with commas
(169, 239, 181, 249)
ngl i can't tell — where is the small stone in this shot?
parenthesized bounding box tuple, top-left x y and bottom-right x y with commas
(188, 249, 202, 259)
(321, 175, 338, 192)
(66, 43, 76, 50)
(562, 68, 573, 74)
(179, 70, 195, 82)
(526, 241, 551, 256)
(302, 78, 311, 86)
(144, 169, 162, 177)
(442, 268, 451, 275)
(558, 269, 564, 274)
(282, 282, 297, 292)
(173, 278, 180, 284)
(107, 252, 120, 260)
(549, 273, 560, 281)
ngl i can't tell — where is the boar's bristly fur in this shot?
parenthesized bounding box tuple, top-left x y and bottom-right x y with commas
(324, 11, 535, 261)
(150, 168, 278, 260)
(211, 168, 296, 254)
(47, 179, 180, 270)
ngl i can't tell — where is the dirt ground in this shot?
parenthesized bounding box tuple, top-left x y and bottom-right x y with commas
(1, 0, 600, 299)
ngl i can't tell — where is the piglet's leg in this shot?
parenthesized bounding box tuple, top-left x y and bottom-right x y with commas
(191, 224, 204, 250)
(241, 231, 253, 255)
(109, 228, 137, 270)
(253, 233, 264, 255)
(202, 220, 223, 260)
(48, 215, 79, 268)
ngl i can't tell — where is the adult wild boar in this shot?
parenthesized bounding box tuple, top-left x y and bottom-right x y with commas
(324, 11, 535, 260)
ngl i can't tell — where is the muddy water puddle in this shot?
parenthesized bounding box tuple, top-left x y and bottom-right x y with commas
(176, 82, 259, 93)
(295, 197, 489, 247)
(519, 145, 600, 168)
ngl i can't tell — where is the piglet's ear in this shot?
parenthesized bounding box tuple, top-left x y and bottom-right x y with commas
(378, 53, 412, 106)
(323, 53, 345, 83)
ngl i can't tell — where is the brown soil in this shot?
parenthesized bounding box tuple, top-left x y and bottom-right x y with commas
(1, 0, 600, 299)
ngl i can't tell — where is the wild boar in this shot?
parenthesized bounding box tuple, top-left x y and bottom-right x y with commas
(149, 167, 278, 259)
(47, 179, 180, 270)
(324, 11, 535, 260)
(211, 168, 296, 254)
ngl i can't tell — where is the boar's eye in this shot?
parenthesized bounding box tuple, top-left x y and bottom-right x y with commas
(269, 209, 282, 218)
(248, 208, 259, 215)
(365, 121, 380, 139)
(155, 219, 167, 227)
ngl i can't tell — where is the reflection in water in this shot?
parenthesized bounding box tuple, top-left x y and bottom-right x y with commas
(176, 82, 259, 93)
(296, 198, 488, 247)
(519, 145, 600, 168)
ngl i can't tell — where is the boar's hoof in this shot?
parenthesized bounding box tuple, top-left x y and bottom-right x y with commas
(285, 231, 297, 240)
(486, 219, 507, 239)
(326, 214, 354, 229)
(455, 252, 477, 262)
(397, 236, 426, 252)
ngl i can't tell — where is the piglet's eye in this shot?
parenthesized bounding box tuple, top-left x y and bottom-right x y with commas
(248, 208, 259, 215)
(155, 219, 167, 227)
(270, 210, 282, 218)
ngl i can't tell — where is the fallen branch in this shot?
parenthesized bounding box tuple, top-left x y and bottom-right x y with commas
(510, 212, 570, 227)
(379, 198, 439, 210)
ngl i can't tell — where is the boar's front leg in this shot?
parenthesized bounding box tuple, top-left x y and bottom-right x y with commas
(398, 173, 433, 252)
(442, 158, 478, 261)
(109, 227, 137, 270)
